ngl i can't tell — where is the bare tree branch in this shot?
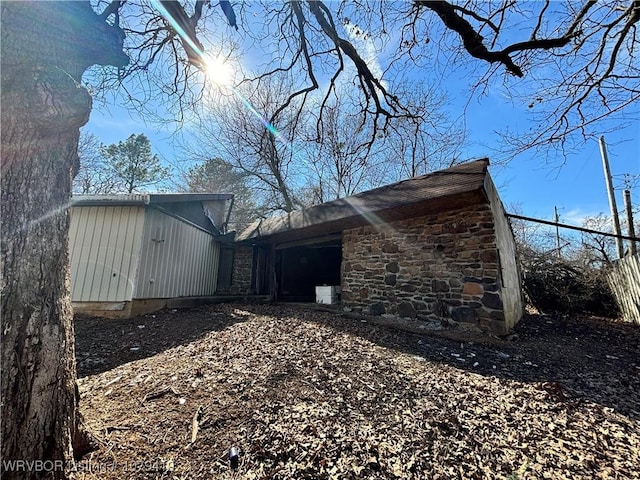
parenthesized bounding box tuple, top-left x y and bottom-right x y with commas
(85, 0, 639, 166)
(158, 0, 205, 66)
(415, 0, 525, 76)
(501, 1, 598, 55)
(415, 0, 602, 77)
(307, 0, 396, 115)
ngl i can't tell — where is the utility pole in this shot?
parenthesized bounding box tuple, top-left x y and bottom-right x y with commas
(599, 136, 625, 259)
(623, 189, 637, 256)
(554, 206, 561, 258)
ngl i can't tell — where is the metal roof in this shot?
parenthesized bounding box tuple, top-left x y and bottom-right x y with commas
(70, 193, 234, 236)
(70, 192, 233, 206)
(236, 158, 490, 243)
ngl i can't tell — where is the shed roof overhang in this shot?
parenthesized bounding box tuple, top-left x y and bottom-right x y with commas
(70, 193, 233, 206)
(237, 158, 490, 245)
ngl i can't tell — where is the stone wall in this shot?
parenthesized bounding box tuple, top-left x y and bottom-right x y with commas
(341, 203, 509, 333)
(217, 245, 253, 295)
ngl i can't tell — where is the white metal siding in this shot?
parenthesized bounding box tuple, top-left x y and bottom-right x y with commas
(135, 208, 220, 299)
(69, 205, 146, 302)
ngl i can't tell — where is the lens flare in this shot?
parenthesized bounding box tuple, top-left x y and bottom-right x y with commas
(204, 55, 234, 86)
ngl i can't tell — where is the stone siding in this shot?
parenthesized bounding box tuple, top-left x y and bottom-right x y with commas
(341, 204, 507, 333)
(217, 245, 253, 295)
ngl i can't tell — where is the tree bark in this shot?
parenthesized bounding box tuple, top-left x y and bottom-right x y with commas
(1, 3, 127, 479)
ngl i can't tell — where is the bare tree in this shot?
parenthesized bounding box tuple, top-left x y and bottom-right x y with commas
(288, 89, 381, 203)
(509, 203, 565, 259)
(216, 1, 637, 160)
(575, 214, 618, 268)
(187, 74, 306, 213)
(509, 205, 621, 316)
(73, 131, 120, 194)
(83, 1, 638, 165)
(299, 79, 467, 203)
(378, 80, 467, 180)
(399, 1, 640, 158)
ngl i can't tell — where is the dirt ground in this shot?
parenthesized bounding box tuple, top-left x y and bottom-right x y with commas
(73, 303, 639, 479)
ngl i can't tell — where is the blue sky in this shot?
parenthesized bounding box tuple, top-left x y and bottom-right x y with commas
(83, 87, 639, 229)
(461, 94, 639, 224)
(82, 1, 640, 230)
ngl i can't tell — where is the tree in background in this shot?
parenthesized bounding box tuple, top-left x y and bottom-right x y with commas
(576, 214, 618, 269)
(379, 81, 467, 179)
(301, 2, 632, 158)
(83, 2, 639, 169)
(510, 206, 623, 317)
(185, 158, 260, 232)
(188, 77, 466, 210)
(299, 81, 466, 204)
(101, 133, 169, 193)
(73, 132, 120, 194)
(187, 74, 305, 213)
(290, 91, 382, 204)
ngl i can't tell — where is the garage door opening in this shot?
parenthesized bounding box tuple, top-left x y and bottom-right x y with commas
(276, 237, 342, 302)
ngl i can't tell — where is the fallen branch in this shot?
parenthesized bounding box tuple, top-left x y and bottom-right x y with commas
(190, 405, 204, 444)
(104, 376, 122, 388)
(105, 425, 131, 434)
(143, 386, 179, 402)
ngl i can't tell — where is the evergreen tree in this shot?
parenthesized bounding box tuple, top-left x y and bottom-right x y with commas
(102, 133, 169, 193)
(186, 158, 260, 231)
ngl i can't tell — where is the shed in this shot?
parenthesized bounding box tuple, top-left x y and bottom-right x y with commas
(69, 193, 233, 317)
(234, 159, 524, 334)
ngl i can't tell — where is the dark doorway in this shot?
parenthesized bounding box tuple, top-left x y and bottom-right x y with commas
(276, 238, 342, 301)
(252, 245, 271, 296)
(217, 246, 234, 289)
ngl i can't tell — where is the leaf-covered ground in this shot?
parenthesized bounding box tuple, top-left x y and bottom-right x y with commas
(73, 303, 639, 479)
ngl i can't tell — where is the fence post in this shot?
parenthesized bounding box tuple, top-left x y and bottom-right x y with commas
(624, 189, 637, 256)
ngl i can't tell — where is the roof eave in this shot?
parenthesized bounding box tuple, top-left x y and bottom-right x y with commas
(236, 159, 490, 243)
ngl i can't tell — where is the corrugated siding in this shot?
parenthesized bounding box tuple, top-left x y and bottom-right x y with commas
(135, 207, 220, 299)
(69, 205, 146, 302)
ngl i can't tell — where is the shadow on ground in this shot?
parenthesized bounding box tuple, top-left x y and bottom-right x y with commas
(241, 303, 640, 420)
(74, 305, 252, 377)
(75, 302, 640, 419)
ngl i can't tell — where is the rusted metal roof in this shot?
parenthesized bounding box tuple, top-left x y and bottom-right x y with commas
(236, 158, 490, 243)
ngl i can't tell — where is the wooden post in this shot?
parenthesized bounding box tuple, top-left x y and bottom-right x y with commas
(624, 189, 637, 256)
(270, 243, 278, 302)
(599, 136, 625, 259)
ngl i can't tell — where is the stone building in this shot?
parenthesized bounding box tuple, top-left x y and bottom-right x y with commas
(232, 159, 524, 334)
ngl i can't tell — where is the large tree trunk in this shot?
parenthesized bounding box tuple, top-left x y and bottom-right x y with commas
(1, 3, 127, 479)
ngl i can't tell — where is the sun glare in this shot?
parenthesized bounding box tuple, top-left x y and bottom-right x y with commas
(205, 55, 234, 86)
